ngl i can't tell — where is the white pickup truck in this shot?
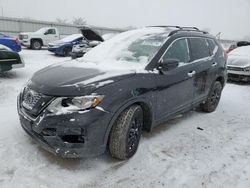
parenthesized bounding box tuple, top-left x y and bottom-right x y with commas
(19, 27, 60, 50)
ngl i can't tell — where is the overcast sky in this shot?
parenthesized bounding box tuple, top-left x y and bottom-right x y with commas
(0, 0, 250, 40)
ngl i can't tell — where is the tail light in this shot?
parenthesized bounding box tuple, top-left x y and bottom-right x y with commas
(13, 37, 20, 44)
(224, 50, 228, 60)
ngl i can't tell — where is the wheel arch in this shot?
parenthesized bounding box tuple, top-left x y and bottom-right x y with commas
(104, 99, 154, 147)
(30, 38, 43, 46)
(215, 75, 225, 87)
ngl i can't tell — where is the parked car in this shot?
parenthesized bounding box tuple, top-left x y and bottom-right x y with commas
(48, 34, 84, 56)
(227, 46, 250, 82)
(19, 27, 60, 50)
(70, 27, 104, 58)
(0, 33, 22, 52)
(0, 44, 24, 72)
(18, 26, 227, 160)
(226, 44, 237, 54)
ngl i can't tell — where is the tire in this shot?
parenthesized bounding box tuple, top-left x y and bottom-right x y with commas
(109, 105, 143, 160)
(31, 40, 42, 50)
(63, 47, 72, 57)
(200, 81, 223, 113)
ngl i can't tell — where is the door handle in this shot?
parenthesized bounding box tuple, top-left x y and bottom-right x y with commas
(187, 70, 196, 77)
(212, 62, 218, 67)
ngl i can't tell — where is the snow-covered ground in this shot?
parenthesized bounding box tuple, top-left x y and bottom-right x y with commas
(0, 49, 250, 188)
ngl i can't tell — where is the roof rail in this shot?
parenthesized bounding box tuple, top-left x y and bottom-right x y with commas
(147, 25, 209, 36)
(148, 25, 182, 29)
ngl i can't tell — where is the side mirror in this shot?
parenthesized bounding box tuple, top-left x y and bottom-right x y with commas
(157, 59, 179, 72)
(44, 31, 49, 35)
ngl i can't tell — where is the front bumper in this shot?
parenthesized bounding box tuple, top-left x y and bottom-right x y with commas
(17, 95, 112, 158)
(20, 40, 30, 47)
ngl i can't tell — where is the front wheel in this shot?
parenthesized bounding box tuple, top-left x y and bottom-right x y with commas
(109, 105, 143, 160)
(200, 81, 223, 113)
(31, 40, 42, 50)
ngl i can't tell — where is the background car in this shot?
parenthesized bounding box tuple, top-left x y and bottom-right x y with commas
(70, 27, 104, 58)
(0, 44, 24, 72)
(0, 32, 22, 52)
(227, 46, 250, 82)
(226, 43, 237, 54)
(48, 34, 83, 56)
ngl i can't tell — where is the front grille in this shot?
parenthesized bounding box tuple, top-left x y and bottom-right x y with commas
(22, 87, 43, 110)
(227, 66, 244, 71)
(21, 87, 53, 116)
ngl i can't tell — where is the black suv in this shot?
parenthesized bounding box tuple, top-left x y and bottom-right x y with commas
(17, 26, 227, 160)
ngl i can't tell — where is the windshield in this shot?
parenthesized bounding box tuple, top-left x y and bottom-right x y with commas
(60, 34, 83, 42)
(35, 28, 49, 34)
(81, 27, 170, 69)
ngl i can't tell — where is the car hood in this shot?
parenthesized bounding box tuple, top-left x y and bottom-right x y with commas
(80, 27, 104, 42)
(29, 60, 136, 96)
(228, 55, 250, 68)
(49, 40, 70, 46)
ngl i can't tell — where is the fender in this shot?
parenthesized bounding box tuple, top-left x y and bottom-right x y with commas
(103, 97, 154, 147)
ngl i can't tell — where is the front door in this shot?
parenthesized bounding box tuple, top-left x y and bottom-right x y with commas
(154, 38, 196, 123)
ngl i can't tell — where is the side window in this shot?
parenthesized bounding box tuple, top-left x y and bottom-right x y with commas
(207, 39, 219, 56)
(162, 39, 189, 65)
(47, 29, 56, 35)
(189, 38, 210, 61)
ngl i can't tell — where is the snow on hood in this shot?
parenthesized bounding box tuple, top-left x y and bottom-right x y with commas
(59, 34, 83, 43)
(228, 46, 250, 67)
(30, 59, 136, 96)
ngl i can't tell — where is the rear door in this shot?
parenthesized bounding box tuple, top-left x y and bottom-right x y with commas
(188, 37, 216, 104)
(154, 38, 196, 123)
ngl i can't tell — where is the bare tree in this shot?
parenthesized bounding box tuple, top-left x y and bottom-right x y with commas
(55, 18, 68, 24)
(72, 17, 86, 26)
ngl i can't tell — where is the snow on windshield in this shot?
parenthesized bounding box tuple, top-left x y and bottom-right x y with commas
(80, 27, 171, 69)
(229, 46, 250, 57)
(60, 34, 83, 42)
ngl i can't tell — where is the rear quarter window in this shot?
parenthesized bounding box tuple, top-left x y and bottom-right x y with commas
(189, 38, 210, 61)
(207, 39, 219, 56)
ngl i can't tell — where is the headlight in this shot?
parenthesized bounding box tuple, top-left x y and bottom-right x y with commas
(47, 94, 104, 114)
(245, 66, 250, 71)
(23, 35, 28, 39)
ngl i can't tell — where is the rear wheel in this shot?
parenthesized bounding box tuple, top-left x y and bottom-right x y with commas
(200, 81, 223, 112)
(109, 105, 143, 160)
(31, 40, 42, 50)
